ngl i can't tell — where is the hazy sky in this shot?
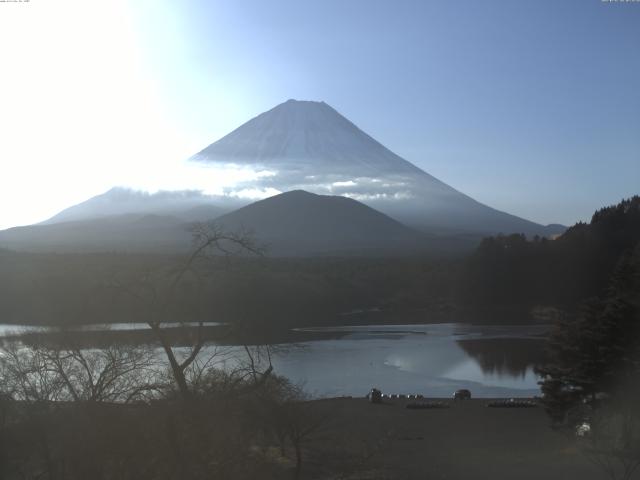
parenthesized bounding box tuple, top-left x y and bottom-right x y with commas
(1, 0, 638, 229)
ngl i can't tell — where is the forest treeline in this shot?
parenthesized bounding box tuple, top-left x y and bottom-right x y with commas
(0, 250, 458, 331)
(0, 196, 638, 330)
(462, 196, 640, 312)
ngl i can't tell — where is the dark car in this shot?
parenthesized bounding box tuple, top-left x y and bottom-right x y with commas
(453, 389, 471, 401)
(369, 388, 382, 404)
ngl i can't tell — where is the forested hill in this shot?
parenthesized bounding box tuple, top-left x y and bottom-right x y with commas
(463, 196, 640, 310)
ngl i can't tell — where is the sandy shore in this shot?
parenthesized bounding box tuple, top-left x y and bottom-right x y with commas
(300, 398, 600, 480)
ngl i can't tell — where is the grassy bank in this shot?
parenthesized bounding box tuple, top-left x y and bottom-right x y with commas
(299, 397, 599, 479)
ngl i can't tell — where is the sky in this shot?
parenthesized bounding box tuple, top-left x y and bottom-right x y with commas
(0, 0, 638, 229)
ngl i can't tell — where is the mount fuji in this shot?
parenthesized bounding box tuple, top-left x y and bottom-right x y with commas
(192, 99, 562, 237)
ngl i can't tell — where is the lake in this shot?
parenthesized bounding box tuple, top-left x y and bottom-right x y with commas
(0, 322, 548, 399)
(268, 323, 548, 398)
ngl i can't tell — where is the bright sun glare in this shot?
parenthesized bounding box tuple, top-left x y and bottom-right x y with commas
(0, 1, 258, 229)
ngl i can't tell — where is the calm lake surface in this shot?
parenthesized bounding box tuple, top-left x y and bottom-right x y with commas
(0, 322, 548, 398)
(269, 324, 548, 398)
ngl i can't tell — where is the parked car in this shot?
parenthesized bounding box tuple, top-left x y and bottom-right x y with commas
(369, 388, 382, 404)
(453, 389, 471, 401)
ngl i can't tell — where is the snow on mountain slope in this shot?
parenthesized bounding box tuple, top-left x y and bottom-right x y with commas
(42, 187, 242, 225)
(193, 99, 424, 174)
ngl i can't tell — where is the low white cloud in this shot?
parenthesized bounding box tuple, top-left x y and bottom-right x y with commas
(331, 180, 357, 187)
(227, 187, 282, 200)
(121, 162, 277, 196)
(343, 191, 413, 201)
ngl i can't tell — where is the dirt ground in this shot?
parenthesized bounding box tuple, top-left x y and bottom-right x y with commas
(299, 398, 602, 480)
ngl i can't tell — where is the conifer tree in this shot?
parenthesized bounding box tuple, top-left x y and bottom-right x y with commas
(537, 245, 640, 426)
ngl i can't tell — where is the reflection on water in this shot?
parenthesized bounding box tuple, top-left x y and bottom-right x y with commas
(456, 338, 545, 378)
(270, 324, 548, 398)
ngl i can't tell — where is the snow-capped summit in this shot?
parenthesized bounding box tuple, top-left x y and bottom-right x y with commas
(191, 99, 423, 175)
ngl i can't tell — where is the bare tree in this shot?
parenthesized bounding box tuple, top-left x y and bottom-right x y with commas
(0, 339, 168, 480)
(253, 378, 326, 480)
(43, 343, 164, 403)
(0, 341, 66, 404)
(111, 221, 267, 398)
(0, 225, 292, 480)
(0, 339, 164, 404)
